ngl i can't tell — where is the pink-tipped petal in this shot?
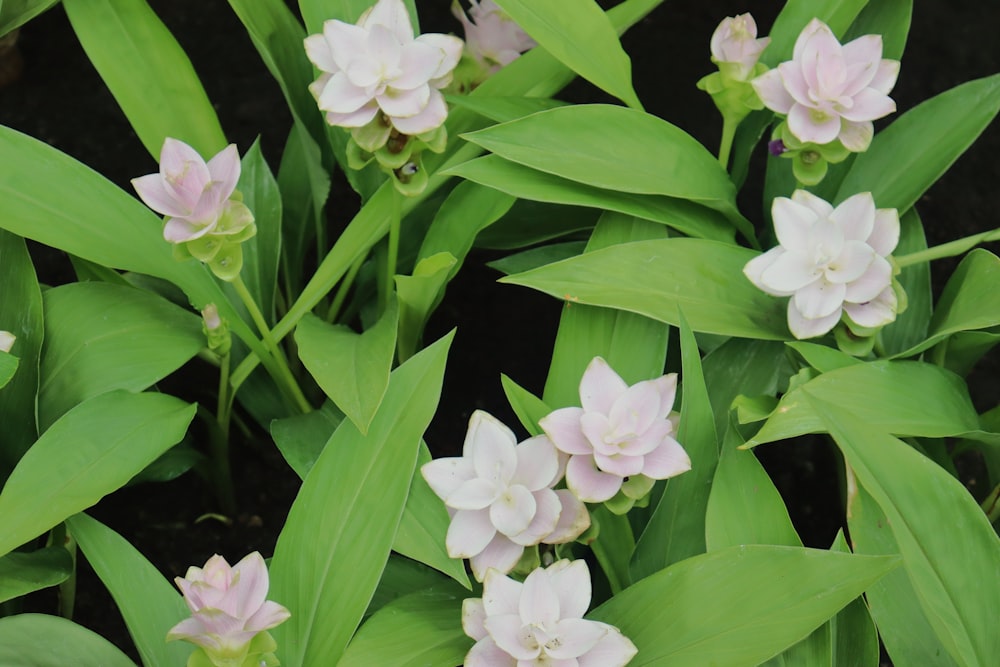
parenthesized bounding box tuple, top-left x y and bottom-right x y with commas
(132, 174, 191, 218)
(510, 488, 561, 546)
(579, 357, 628, 414)
(470, 536, 524, 581)
(540, 407, 591, 455)
(752, 68, 795, 114)
(513, 435, 560, 490)
(544, 490, 590, 544)
(787, 103, 841, 145)
(388, 89, 449, 134)
(642, 437, 692, 479)
(566, 454, 623, 503)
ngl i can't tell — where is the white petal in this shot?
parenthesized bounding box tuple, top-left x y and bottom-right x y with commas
(579, 357, 627, 414)
(869, 59, 900, 95)
(790, 189, 835, 218)
(787, 302, 841, 339)
(509, 489, 561, 546)
(132, 174, 189, 218)
(593, 451, 644, 478)
(838, 119, 874, 152)
(868, 208, 900, 256)
(840, 87, 895, 122)
(393, 40, 445, 89)
(787, 103, 842, 145)
(324, 21, 370, 73)
(844, 287, 897, 328)
(449, 477, 501, 510)
(546, 560, 591, 619)
(829, 192, 876, 242)
(793, 278, 847, 319)
(576, 626, 639, 667)
(513, 435, 560, 490)
(464, 637, 517, 666)
(540, 407, 592, 455)
(361, 0, 414, 44)
(485, 615, 540, 661)
(417, 33, 464, 78)
(303, 32, 338, 73)
(772, 196, 820, 253)
(825, 241, 875, 284)
(465, 411, 518, 483)
(520, 567, 561, 625)
(490, 484, 537, 536)
(483, 567, 523, 615)
(229, 552, 269, 619)
(163, 217, 211, 243)
(565, 454, 623, 503)
(642, 437, 692, 479)
(389, 88, 448, 134)
(318, 72, 375, 114)
(744, 248, 792, 296)
(548, 618, 608, 659)
(844, 255, 892, 303)
(446, 508, 496, 558)
(608, 381, 662, 441)
(543, 490, 591, 545)
(421, 457, 476, 501)
(759, 251, 822, 293)
(752, 68, 794, 114)
(462, 598, 488, 641)
(470, 535, 525, 581)
(324, 103, 380, 128)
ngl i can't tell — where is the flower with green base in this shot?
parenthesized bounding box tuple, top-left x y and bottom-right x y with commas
(771, 120, 850, 186)
(698, 13, 770, 124)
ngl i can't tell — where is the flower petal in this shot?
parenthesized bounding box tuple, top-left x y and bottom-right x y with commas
(565, 454, 623, 503)
(229, 552, 269, 619)
(463, 598, 489, 641)
(482, 567, 523, 615)
(844, 255, 892, 303)
(868, 208, 900, 256)
(540, 407, 591, 455)
(641, 436, 692, 479)
(318, 72, 375, 114)
(388, 88, 448, 134)
(772, 196, 820, 252)
(245, 600, 292, 633)
(464, 637, 517, 667)
(304, 32, 338, 73)
(752, 68, 794, 114)
(829, 192, 876, 242)
(838, 119, 874, 152)
(324, 20, 370, 73)
(509, 488, 561, 546)
(844, 286, 897, 328)
(579, 357, 628, 414)
(576, 625, 639, 667)
(131, 174, 190, 218)
(449, 477, 501, 510)
(759, 250, 822, 293)
(446, 508, 496, 558)
(793, 278, 847, 319)
(825, 241, 875, 284)
(361, 0, 413, 44)
(840, 87, 895, 122)
(787, 301, 841, 339)
(543, 490, 591, 545)
(421, 456, 476, 501)
(744, 248, 792, 296)
(546, 559, 592, 619)
(470, 534, 525, 581)
(513, 435, 560, 490)
(490, 484, 537, 536)
(465, 411, 518, 483)
(787, 103, 842, 145)
(519, 566, 561, 626)
(486, 614, 540, 661)
(547, 618, 608, 659)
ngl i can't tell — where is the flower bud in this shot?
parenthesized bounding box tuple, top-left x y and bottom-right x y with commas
(710, 13, 770, 81)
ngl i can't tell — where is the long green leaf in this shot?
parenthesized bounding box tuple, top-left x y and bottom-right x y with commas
(843, 0, 912, 60)
(810, 398, 1000, 666)
(881, 209, 931, 356)
(0, 614, 137, 667)
(0, 229, 42, 473)
(235, 140, 283, 323)
(590, 544, 898, 667)
(746, 360, 980, 447)
(503, 238, 789, 340)
(62, 0, 227, 159)
(836, 73, 1000, 211)
(339, 586, 470, 667)
(295, 302, 397, 434)
(66, 513, 191, 667)
(847, 484, 960, 667)
(447, 155, 735, 242)
(0, 391, 196, 557)
(631, 312, 718, 578)
(461, 105, 747, 232)
(38, 282, 203, 429)
(0, 0, 59, 36)
(0, 546, 72, 604)
(269, 332, 452, 666)
(493, 0, 642, 108)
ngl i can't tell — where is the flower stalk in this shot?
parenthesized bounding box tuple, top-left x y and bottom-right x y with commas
(895, 226, 1000, 268)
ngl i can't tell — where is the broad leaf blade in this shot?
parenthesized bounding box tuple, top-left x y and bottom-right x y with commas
(0, 614, 137, 667)
(0, 546, 73, 604)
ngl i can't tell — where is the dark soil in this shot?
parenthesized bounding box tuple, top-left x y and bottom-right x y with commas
(2, 1, 998, 664)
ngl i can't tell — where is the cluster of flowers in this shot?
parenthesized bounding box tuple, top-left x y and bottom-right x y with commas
(703, 14, 905, 342)
(303, 0, 533, 194)
(423, 357, 691, 665)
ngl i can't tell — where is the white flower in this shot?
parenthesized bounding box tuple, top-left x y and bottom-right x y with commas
(452, 0, 536, 73)
(710, 13, 770, 81)
(0, 331, 15, 354)
(539, 357, 691, 504)
(744, 190, 900, 339)
(304, 0, 463, 135)
(421, 411, 589, 581)
(463, 560, 637, 667)
(752, 18, 899, 151)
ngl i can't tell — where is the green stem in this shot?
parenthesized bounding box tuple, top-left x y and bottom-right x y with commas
(197, 404, 237, 515)
(326, 254, 365, 323)
(231, 276, 311, 414)
(718, 114, 738, 169)
(381, 186, 402, 315)
(896, 226, 1000, 268)
(216, 352, 231, 435)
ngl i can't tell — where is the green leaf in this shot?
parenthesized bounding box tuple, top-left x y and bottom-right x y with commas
(65, 513, 190, 667)
(0, 546, 73, 604)
(294, 302, 397, 434)
(785, 341, 861, 373)
(475, 201, 598, 251)
(62, 0, 226, 159)
(269, 331, 452, 666)
(589, 504, 634, 595)
(843, 0, 912, 60)
(847, 484, 960, 667)
(0, 0, 60, 36)
(365, 554, 450, 619)
(235, 139, 283, 323)
(0, 229, 41, 472)
(810, 398, 1000, 666)
(503, 238, 789, 340)
(590, 544, 898, 667)
(270, 401, 343, 480)
(883, 212, 932, 356)
(0, 391, 196, 557)
(0, 614, 137, 667)
(492, 0, 642, 108)
(447, 155, 736, 242)
(836, 74, 1000, 211)
(746, 360, 980, 447)
(488, 241, 588, 276)
(500, 374, 552, 437)
(631, 312, 718, 579)
(38, 282, 203, 429)
(461, 105, 748, 234)
(445, 95, 568, 124)
(705, 421, 802, 551)
(340, 586, 470, 667)
(394, 444, 471, 589)
(395, 253, 457, 362)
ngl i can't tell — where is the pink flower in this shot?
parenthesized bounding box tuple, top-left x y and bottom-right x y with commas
(304, 0, 463, 135)
(462, 559, 637, 667)
(752, 18, 899, 151)
(452, 0, 536, 73)
(167, 552, 290, 664)
(131, 138, 242, 244)
(540, 357, 690, 504)
(421, 411, 589, 581)
(744, 190, 900, 339)
(710, 13, 770, 80)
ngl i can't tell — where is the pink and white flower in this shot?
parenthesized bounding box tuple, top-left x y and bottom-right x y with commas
(304, 0, 463, 135)
(744, 190, 900, 339)
(452, 0, 536, 73)
(421, 410, 589, 581)
(167, 552, 290, 664)
(710, 13, 770, 81)
(131, 138, 242, 244)
(463, 559, 637, 667)
(540, 358, 691, 504)
(752, 18, 899, 151)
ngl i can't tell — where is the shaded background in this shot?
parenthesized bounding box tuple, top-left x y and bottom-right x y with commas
(2, 1, 998, 662)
